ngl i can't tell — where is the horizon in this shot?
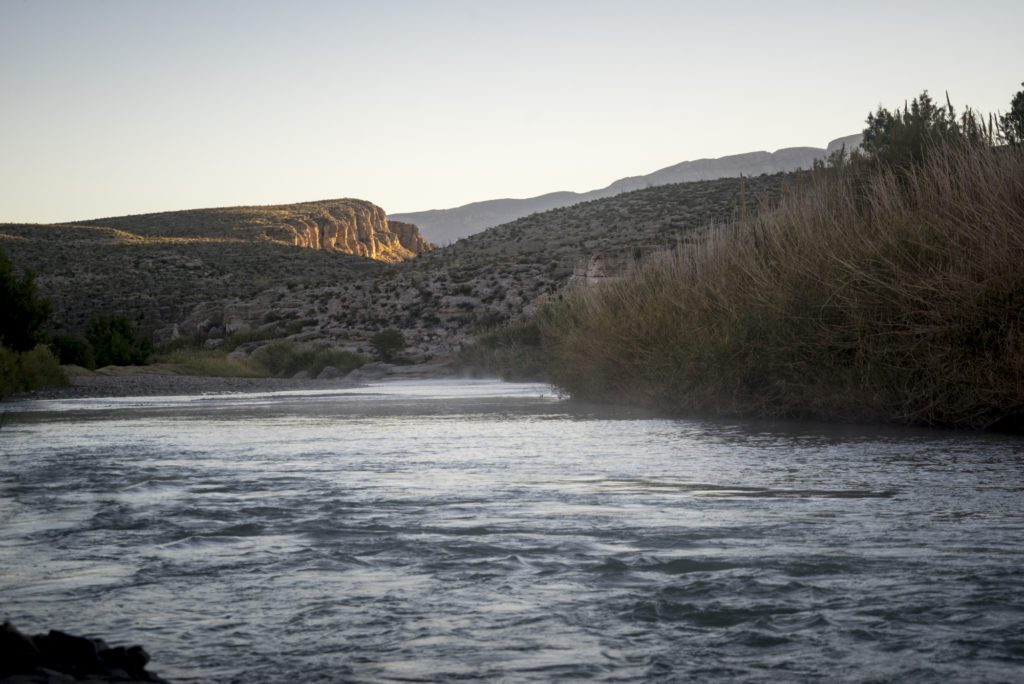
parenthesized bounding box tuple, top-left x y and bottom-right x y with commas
(2, 0, 1022, 225)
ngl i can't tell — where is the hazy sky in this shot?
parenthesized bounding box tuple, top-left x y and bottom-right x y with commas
(2, 0, 1022, 223)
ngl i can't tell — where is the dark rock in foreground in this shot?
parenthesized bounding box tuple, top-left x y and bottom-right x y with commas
(0, 622, 169, 683)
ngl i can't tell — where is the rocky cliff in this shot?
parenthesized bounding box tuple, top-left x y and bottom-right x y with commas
(78, 198, 434, 263)
(388, 219, 434, 256)
(264, 202, 434, 262)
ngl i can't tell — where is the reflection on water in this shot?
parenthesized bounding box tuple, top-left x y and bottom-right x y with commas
(2, 379, 1024, 682)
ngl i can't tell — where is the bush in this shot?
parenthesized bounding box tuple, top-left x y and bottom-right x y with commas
(369, 329, 406, 362)
(252, 340, 366, 377)
(49, 333, 96, 368)
(18, 344, 68, 390)
(85, 315, 153, 367)
(0, 343, 68, 397)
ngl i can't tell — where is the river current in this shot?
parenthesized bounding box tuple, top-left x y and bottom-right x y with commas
(2, 379, 1023, 682)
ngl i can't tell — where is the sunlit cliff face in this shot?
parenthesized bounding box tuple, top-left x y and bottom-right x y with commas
(261, 201, 435, 263)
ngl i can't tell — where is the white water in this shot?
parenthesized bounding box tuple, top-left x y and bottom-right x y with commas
(2, 379, 1023, 682)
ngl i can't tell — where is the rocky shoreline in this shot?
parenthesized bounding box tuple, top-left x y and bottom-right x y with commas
(5, 361, 459, 402)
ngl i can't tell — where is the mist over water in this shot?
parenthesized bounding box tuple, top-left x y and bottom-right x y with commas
(2, 379, 1023, 682)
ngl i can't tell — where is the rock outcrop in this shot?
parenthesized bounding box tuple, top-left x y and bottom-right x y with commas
(0, 621, 170, 683)
(74, 198, 435, 264)
(263, 201, 435, 262)
(387, 219, 434, 256)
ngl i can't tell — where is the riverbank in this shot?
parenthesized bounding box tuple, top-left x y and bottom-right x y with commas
(534, 142, 1024, 430)
(4, 360, 457, 401)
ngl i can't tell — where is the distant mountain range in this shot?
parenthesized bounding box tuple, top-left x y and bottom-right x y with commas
(392, 134, 862, 244)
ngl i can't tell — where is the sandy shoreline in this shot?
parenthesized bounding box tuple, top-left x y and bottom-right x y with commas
(3, 361, 459, 402)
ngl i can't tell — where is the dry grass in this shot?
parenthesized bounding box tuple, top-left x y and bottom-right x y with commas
(538, 142, 1024, 429)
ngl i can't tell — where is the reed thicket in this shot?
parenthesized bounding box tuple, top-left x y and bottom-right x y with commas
(536, 142, 1024, 429)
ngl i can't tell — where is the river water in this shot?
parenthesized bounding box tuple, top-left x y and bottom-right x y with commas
(2, 379, 1023, 682)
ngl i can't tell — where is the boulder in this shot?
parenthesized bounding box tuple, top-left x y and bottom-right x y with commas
(317, 366, 342, 380)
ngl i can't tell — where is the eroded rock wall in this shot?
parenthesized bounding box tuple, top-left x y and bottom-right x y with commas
(266, 201, 434, 262)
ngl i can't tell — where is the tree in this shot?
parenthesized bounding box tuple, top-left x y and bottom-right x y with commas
(861, 90, 959, 168)
(369, 328, 406, 362)
(0, 246, 51, 352)
(1001, 82, 1024, 145)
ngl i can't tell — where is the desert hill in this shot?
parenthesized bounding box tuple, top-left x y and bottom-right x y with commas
(160, 172, 789, 359)
(0, 197, 435, 335)
(0, 220, 383, 335)
(3, 172, 792, 360)
(392, 134, 861, 244)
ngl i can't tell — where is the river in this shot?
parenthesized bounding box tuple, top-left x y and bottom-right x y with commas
(2, 378, 1023, 682)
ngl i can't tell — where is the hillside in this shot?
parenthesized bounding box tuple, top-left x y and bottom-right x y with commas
(392, 135, 861, 244)
(0, 198, 438, 337)
(160, 173, 789, 359)
(1, 173, 788, 362)
(0, 221, 382, 335)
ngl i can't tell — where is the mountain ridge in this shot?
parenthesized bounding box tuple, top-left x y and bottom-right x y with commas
(392, 134, 861, 244)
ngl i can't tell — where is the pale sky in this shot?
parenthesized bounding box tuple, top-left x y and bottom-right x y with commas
(2, 0, 1022, 224)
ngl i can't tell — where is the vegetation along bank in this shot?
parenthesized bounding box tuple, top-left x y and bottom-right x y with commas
(513, 88, 1024, 430)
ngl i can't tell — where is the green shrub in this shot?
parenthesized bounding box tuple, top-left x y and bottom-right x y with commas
(252, 340, 366, 377)
(49, 333, 96, 368)
(0, 343, 68, 397)
(369, 329, 405, 362)
(85, 314, 153, 367)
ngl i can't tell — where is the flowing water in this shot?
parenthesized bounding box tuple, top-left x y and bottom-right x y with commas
(2, 379, 1023, 682)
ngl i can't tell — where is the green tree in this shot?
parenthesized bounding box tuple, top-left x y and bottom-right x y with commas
(0, 245, 51, 352)
(1001, 82, 1024, 145)
(85, 314, 152, 367)
(369, 328, 406, 362)
(861, 90, 959, 168)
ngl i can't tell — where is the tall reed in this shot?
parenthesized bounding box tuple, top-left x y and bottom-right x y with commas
(537, 142, 1024, 429)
